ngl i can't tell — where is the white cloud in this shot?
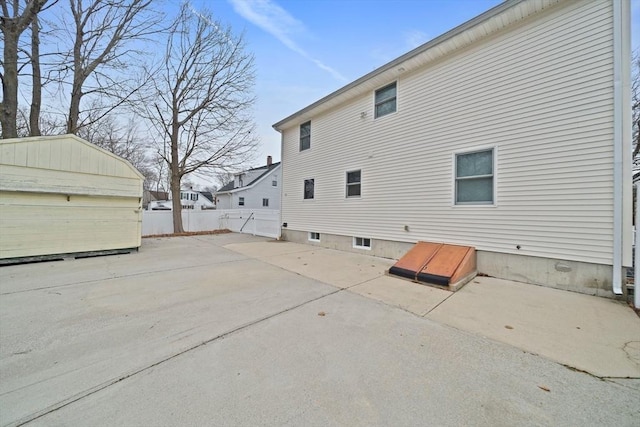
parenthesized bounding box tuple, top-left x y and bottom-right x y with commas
(229, 0, 348, 82)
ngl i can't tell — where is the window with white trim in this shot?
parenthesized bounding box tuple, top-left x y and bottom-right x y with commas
(353, 237, 371, 249)
(272, 179, 277, 186)
(262, 198, 269, 207)
(300, 121, 311, 151)
(346, 170, 361, 198)
(304, 179, 314, 199)
(238, 197, 245, 206)
(308, 232, 320, 242)
(375, 82, 396, 118)
(455, 148, 494, 204)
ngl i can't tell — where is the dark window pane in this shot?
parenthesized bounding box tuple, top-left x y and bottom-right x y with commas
(456, 177, 493, 203)
(347, 184, 361, 197)
(375, 99, 396, 118)
(300, 121, 311, 151)
(300, 136, 310, 151)
(375, 83, 396, 102)
(304, 179, 314, 199)
(347, 170, 361, 183)
(456, 150, 493, 177)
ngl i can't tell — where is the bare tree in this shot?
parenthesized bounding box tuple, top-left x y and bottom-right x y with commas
(0, 0, 48, 138)
(54, 0, 162, 135)
(146, 4, 257, 233)
(29, 12, 42, 135)
(77, 114, 156, 187)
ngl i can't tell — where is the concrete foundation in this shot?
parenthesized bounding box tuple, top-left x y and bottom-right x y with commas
(281, 229, 615, 297)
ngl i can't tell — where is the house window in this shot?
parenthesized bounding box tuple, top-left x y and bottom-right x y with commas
(375, 82, 397, 118)
(304, 179, 314, 199)
(239, 197, 245, 206)
(353, 237, 371, 249)
(180, 192, 188, 200)
(190, 193, 198, 201)
(262, 198, 269, 207)
(346, 170, 361, 198)
(272, 179, 277, 187)
(308, 232, 320, 242)
(455, 148, 494, 204)
(300, 121, 311, 151)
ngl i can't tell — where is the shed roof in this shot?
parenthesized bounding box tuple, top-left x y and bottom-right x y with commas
(0, 134, 144, 198)
(0, 134, 144, 179)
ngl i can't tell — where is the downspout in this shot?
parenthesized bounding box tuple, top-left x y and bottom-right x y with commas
(273, 125, 284, 240)
(611, 0, 625, 295)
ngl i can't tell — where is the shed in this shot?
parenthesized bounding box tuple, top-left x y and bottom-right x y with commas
(0, 135, 144, 262)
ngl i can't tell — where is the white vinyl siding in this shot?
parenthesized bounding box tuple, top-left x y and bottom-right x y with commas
(280, 0, 615, 265)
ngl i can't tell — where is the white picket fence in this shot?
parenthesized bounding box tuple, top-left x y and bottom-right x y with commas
(142, 209, 281, 239)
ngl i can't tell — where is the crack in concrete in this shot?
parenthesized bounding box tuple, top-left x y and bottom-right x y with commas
(11, 288, 341, 427)
(0, 257, 250, 296)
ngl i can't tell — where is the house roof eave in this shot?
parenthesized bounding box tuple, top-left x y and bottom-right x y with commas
(272, 0, 561, 132)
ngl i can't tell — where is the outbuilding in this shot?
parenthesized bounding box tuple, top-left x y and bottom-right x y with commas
(0, 135, 144, 263)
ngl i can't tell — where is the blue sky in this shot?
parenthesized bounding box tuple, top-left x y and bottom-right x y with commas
(187, 0, 640, 169)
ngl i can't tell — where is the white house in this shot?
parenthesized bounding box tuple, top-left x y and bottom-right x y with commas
(273, 0, 633, 297)
(215, 156, 282, 209)
(149, 188, 215, 210)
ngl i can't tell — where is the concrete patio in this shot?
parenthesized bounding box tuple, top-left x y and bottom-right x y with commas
(1, 233, 638, 426)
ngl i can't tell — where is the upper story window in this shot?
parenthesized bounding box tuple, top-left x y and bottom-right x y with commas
(455, 148, 494, 205)
(300, 121, 311, 151)
(190, 193, 198, 201)
(272, 179, 277, 187)
(239, 197, 245, 206)
(375, 82, 397, 118)
(262, 198, 269, 207)
(304, 179, 314, 199)
(180, 192, 188, 200)
(346, 170, 361, 198)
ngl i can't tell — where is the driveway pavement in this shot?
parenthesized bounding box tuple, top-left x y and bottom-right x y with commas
(1, 233, 638, 426)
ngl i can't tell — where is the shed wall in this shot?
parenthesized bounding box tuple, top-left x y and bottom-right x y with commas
(280, 0, 616, 266)
(0, 135, 143, 260)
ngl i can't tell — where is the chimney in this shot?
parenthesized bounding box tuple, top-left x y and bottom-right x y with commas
(267, 155, 272, 167)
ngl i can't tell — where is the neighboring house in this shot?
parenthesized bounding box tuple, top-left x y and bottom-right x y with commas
(215, 156, 282, 209)
(142, 190, 168, 209)
(273, 0, 633, 297)
(148, 188, 215, 210)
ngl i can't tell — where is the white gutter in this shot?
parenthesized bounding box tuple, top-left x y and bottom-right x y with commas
(612, 0, 626, 295)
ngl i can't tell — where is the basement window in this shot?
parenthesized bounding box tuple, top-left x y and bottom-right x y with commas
(353, 237, 371, 250)
(308, 232, 320, 242)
